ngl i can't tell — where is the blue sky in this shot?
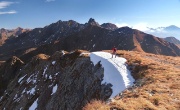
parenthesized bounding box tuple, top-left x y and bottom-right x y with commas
(1, 0, 180, 30)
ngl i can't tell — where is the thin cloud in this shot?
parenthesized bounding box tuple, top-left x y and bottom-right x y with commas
(132, 22, 149, 31)
(0, 1, 14, 9)
(115, 22, 149, 31)
(0, 10, 17, 15)
(46, 0, 55, 2)
(115, 23, 129, 28)
(0, 1, 17, 15)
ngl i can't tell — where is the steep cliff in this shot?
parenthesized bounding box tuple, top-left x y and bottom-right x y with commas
(0, 50, 112, 110)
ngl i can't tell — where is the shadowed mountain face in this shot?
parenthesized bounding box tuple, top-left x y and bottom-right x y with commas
(0, 50, 112, 110)
(164, 37, 180, 48)
(0, 56, 24, 96)
(0, 18, 180, 62)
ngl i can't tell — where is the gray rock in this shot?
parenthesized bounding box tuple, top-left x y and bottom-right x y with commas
(0, 50, 112, 110)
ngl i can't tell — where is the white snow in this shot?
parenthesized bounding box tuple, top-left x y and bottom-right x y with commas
(29, 98, 38, 110)
(18, 75, 27, 83)
(26, 73, 37, 84)
(62, 50, 65, 55)
(22, 88, 26, 94)
(49, 75, 52, 80)
(13, 94, 18, 100)
(90, 51, 134, 98)
(27, 86, 36, 95)
(51, 84, 58, 95)
(43, 66, 48, 76)
(79, 52, 90, 56)
(45, 74, 48, 79)
(55, 72, 59, 76)
(52, 61, 56, 65)
(27, 75, 33, 83)
(32, 77, 37, 84)
(30, 87, 35, 95)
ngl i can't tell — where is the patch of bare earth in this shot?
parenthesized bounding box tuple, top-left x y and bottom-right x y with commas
(83, 50, 180, 110)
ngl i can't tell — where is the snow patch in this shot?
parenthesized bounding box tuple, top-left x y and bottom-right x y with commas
(79, 52, 90, 56)
(29, 98, 38, 110)
(18, 75, 27, 84)
(27, 75, 33, 83)
(13, 94, 18, 100)
(49, 75, 52, 80)
(22, 88, 26, 94)
(55, 72, 59, 76)
(51, 84, 58, 95)
(27, 86, 36, 95)
(52, 61, 56, 65)
(62, 50, 65, 55)
(43, 66, 48, 76)
(90, 52, 134, 98)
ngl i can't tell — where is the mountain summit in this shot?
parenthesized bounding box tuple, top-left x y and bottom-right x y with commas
(87, 18, 100, 26)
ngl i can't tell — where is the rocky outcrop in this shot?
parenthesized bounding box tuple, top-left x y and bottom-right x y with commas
(0, 56, 24, 96)
(0, 50, 112, 110)
(101, 23, 118, 30)
(86, 18, 100, 27)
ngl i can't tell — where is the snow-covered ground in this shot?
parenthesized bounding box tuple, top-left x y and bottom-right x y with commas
(90, 51, 134, 98)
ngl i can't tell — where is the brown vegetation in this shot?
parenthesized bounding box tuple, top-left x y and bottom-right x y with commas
(83, 50, 180, 110)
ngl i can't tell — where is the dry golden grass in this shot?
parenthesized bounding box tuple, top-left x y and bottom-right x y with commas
(35, 54, 50, 60)
(84, 50, 180, 110)
(82, 100, 110, 110)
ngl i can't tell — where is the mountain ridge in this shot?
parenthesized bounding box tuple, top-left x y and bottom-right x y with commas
(0, 18, 180, 62)
(0, 50, 112, 110)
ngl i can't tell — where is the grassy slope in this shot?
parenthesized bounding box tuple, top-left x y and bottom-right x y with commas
(83, 50, 180, 110)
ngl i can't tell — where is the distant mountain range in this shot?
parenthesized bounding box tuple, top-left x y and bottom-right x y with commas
(145, 25, 180, 40)
(0, 18, 180, 62)
(0, 27, 30, 45)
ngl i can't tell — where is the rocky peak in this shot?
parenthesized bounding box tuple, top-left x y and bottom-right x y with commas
(0, 50, 112, 110)
(101, 23, 118, 30)
(87, 18, 100, 26)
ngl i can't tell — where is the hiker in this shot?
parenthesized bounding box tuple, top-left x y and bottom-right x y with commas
(112, 46, 117, 58)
